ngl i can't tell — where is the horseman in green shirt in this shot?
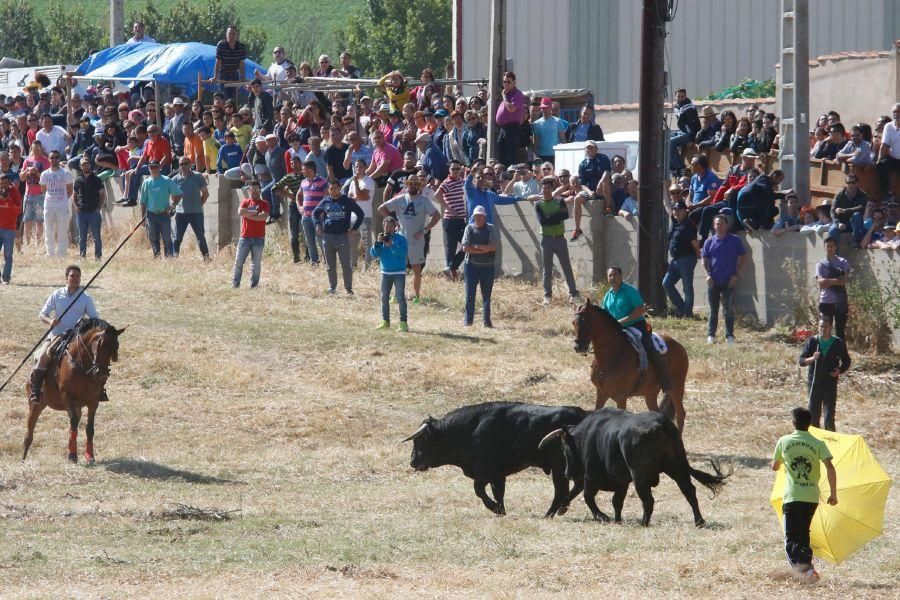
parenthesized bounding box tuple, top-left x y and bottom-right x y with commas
(600, 266, 672, 397)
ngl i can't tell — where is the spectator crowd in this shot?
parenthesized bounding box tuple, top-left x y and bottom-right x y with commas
(0, 23, 896, 338)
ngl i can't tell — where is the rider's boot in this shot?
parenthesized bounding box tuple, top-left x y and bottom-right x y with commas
(29, 368, 47, 405)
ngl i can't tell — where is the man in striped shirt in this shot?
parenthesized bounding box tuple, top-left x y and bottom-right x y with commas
(435, 159, 467, 279)
(298, 160, 328, 264)
(214, 26, 247, 103)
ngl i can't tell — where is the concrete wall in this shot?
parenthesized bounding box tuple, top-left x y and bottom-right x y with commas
(775, 49, 898, 129)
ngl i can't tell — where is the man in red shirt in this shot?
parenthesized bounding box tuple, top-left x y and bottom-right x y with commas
(0, 173, 23, 284)
(231, 179, 269, 288)
(118, 125, 173, 206)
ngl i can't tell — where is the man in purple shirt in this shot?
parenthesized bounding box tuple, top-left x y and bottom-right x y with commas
(702, 214, 747, 345)
(816, 237, 851, 339)
(494, 71, 525, 167)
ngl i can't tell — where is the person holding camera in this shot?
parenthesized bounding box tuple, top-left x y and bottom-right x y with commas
(816, 237, 851, 339)
(0, 172, 22, 284)
(370, 216, 409, 332)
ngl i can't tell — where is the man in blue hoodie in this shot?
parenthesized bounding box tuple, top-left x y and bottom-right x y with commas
(314, 179, 365, 295)
(370, 216, 409, 332)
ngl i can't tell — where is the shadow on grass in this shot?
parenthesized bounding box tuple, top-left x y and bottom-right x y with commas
(99, 458, 244, 485)
(415, 330, 498, 344)
(690, 452, 770, 470)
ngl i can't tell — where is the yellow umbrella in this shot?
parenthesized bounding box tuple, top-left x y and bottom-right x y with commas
(770, 426, 893, 564)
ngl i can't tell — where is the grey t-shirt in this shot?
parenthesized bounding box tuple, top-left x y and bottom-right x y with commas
(381, 193, 438, 239)
(462, 222, 499, 266)
(817, 255, 850, 305)
(172, 171, 207, 214)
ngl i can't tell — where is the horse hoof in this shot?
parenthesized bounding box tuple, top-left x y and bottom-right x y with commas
(67, 453, 78, 464)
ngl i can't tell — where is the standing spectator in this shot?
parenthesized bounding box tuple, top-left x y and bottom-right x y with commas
(39, 150, 73, 258)
(314, 179, 364, 295)
(376, 71, 411, 114)
(379, 174, 441, 304)
(118, 125, 172, 206)
(564, 106, 604, 143)
(298, 160, 329, 264)
(324, 126, 352, 183)
(254, 46, 291, 83)
(0, 172, 22, 283)
(345, 159, 375, 270)
(461, 205, 499, 327)
(336, 52, 361, 79)
(72, 158, 104, 260)
(181, 121, 204, 171)
(166, 98, 188, 157)
(216, 130, 243, 173)
(262, 133, 286, 222)
(532, 97, 566, 164)
(370, 216, 409, 332)
(527, 176, 579, 304)
(771, 407, 838, 584)
(875, 103, 900, 198)
(434, 159, 467, 279)
(21, 140, 49, 245)
(669, 88, 701, 177)
(702, 214, 747, 344)
(662, 200, 700, 318)
(126, 21, 157, 44)
(798, 317, 851, 432)
(171, 157, 210, 259)
(246, 79, 274, 134)
(462, 110, 486, 166)
(495, 71, 526, 167)
(35, 113, 70, 159)
(384, 151, 418, 200)
(273, 156, 306, 263)
(464, 164, 523, 225)
(214, 26, 247, 103)
(139, 161, 182, 258)
(231, 180, 269, 288)
(366, 129, 403, 189)
(415, 132, 448, 184)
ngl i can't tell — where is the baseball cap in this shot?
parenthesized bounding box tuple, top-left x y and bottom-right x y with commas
(473, 205, 487, 216)
(741, 148, 759, 158)
(172, 97, 185, 106)
(585, 140, 598, 148)
(414, 132, 431, 144)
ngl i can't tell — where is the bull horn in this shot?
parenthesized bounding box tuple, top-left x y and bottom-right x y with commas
(400, 422, 429, 443)
(538, 428, 565, 450)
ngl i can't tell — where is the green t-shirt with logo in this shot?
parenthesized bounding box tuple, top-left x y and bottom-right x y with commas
(773, 430, 832, 504)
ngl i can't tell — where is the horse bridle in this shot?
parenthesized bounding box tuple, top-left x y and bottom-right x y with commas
(68, 330, 113, 379)
(577, 304, 628, 381)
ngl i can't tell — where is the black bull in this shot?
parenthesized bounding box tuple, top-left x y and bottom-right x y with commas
(402, 402, 589, 517)
(539, 407, 730, 527)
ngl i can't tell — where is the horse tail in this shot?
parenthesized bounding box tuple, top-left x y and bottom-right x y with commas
(689, 459, 731, 497)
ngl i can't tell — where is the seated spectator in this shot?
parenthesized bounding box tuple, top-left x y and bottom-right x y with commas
(800, 204, 833, 234)
(729, 118, 755, 156)
(835, 125, 874, 166)
(858, 208, 888, 248)
(565, 106, 604, 143)
(703, 110, 737, 153)
(669, 88, 700, 177)
(809, 126, 828, 154)
(756, 113, 778, 153)
(772, 193, 802, 236)
(884, 201, 899, 227)
(813, 124, 844, 160)
(618, 180, 638, 220)
(695, 106, 720, 148)
(828, 174, 867, 239)
(686, 154, 721, 213)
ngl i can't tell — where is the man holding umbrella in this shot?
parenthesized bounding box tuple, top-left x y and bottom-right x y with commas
(771, 407, 838, 584)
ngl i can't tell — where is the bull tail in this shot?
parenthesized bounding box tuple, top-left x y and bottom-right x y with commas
(659, 392, 675, 421)
(689, 459, 731, 497)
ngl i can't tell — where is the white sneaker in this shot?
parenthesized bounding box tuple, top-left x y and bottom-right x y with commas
(726, 335, 735, 345)
(706, 335, 715, 344)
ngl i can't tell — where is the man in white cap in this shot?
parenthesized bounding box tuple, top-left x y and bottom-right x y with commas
(378, 173, 440, 304)
(461, 204, 499, 327)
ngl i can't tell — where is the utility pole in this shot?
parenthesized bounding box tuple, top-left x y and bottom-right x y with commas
(110, 0, 125, 47)
(637, 0, 668, 311)
(486, 0, 506, 161)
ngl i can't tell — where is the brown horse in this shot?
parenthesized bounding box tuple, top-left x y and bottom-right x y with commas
(573, 300, 689, 431)
(23, 318, 125, 464)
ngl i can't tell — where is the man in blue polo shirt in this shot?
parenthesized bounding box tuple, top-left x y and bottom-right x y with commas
(139, 161, 182, 258)
(702, 214, 747, 344)
(600, 266, 671, 397)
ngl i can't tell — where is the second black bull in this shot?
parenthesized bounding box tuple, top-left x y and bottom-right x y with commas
(401, 402, 589, 517)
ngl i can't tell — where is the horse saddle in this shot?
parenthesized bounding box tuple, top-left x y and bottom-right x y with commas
(623, 328, 668, 372)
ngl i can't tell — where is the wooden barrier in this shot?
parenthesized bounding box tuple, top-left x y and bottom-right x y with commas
(809, 160, 899, 206)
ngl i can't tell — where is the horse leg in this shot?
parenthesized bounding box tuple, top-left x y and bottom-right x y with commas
(66, 401, 81, 464)
(85, 403, 97, 465)
(22, 403, 45, 461)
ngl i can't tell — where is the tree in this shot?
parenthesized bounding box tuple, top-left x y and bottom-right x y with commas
(0, 0, 44, 65)
(127, 0, 267, 63)
(40, 1, 105, 65)
(337, 0, 451, 79)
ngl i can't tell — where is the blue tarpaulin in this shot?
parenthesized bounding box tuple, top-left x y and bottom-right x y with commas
(75, 42, 263, 95)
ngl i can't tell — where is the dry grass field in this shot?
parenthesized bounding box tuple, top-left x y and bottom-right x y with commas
(0, 230, 897, 599)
